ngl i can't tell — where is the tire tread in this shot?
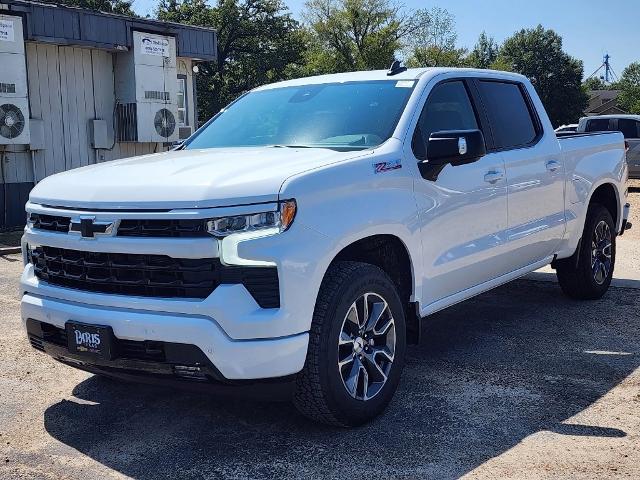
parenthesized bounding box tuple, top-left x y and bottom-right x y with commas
(293, 261, 364, 426)
(556, 203, 615, 300)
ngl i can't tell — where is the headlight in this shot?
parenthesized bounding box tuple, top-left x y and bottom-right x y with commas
(206, 199, 296, 237)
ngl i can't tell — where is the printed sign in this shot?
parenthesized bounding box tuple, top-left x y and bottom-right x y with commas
(0, 19, 15, 42)
(140, 34, 170, 57)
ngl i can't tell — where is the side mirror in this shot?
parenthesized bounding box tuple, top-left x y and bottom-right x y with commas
(426, 129, 486, 166)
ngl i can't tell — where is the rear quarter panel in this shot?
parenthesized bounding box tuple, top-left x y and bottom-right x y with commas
(556, 132, 627, 258)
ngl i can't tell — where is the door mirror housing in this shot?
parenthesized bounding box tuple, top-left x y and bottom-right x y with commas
(426, 129, 486, 166)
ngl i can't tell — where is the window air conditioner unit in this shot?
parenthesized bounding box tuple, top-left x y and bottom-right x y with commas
(0, 15, 30, 145)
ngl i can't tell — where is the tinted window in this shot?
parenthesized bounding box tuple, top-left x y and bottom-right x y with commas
(412, 81, 478, 159)
(585, 118, 611, 132)
(617, 119, 640, 139)
(478, 81, 538, 149)
(185, 81, 414, 150)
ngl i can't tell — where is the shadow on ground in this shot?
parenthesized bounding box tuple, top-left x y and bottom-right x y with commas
(43, 279, 639, 479)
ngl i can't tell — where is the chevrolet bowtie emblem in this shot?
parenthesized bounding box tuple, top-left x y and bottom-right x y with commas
(69, 217, 114, 238)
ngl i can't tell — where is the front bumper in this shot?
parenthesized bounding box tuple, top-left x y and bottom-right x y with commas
(20, 202, 332, 382)
(21, 291, 308, 380)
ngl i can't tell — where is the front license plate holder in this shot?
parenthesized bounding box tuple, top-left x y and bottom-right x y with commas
(66, 322, 114, 360)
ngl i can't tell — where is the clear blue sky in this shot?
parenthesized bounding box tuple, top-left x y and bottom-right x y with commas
(133, 0, 638, 79)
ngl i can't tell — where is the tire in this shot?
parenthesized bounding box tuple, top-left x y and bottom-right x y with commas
(556, 203, 616, 300)
(293, 261, 406, 427)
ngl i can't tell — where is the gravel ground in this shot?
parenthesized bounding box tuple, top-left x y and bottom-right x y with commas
(1, 185, 639, 480)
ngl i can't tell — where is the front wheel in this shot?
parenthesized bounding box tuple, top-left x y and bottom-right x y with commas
(556, 203, 616, 300)
(293, 261, 406, 427)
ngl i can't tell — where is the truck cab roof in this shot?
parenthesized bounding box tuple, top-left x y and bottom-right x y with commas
(254, 67, 530, 91)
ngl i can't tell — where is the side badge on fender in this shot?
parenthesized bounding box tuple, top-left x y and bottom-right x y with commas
(374, 159, 402, 174)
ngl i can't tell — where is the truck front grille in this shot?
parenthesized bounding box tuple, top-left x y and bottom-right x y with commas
(30, 246, 280, 307)
(117, 219, 209, 237)
(28, 213, 209, 238)
(29, 213, 71, 233)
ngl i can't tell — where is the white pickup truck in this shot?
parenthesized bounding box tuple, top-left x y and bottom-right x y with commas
(20, 66, 632, 426)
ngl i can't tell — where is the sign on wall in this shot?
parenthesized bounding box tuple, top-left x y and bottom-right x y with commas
(0, 19, 15, 42)
(140, 35, 170, 57)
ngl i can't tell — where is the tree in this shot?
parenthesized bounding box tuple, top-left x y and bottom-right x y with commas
(303, 0, 404, 73)
(408, 46, 468, 68)
(302, 1, 456, 73)
(157, 0, 306, 120)
(617, 62, 640, 114)
(405, 7, 466, 68)
(583, 76, 607, 91)
(39, 0, 134, 15)
(467, 32, 498, 69)
(496, 25, 588, 127)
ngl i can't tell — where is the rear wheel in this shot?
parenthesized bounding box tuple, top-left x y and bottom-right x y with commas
(556, 204, 616, 300)
(293, 261, 406, 427)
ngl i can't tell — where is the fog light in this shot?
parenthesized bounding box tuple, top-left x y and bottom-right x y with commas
(173, 365, 207, 381)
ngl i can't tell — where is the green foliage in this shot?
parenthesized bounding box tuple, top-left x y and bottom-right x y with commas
(583, 76, 607, 91)
(38, 0, 135, 15)
(157, 0, 305, 120)
(496, 25, 588, 127)
(617, 62, 640, 114)
(302, 0, 407, 73)
(404, 7, 463, 68)
(408, 46, 469, 68)
(467, 32, 498, 69)
(150, 1, 633, 127)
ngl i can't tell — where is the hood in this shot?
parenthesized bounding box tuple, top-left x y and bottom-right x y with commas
(30, 146, 368, 210)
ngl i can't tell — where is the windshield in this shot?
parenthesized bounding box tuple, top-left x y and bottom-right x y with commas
(184, 80, 415, 150)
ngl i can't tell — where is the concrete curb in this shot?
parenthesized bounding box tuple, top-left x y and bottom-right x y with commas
(0, 246, 21, 255)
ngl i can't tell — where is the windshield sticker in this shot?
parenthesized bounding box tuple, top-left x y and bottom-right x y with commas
(374, 159, 402, 173)
(395, 80, 414, 88)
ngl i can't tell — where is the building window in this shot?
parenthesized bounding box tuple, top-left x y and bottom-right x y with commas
(177, 75, 188, 126)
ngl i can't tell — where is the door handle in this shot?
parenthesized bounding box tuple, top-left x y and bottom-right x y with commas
(484, 170, 504, 184)
(546, 160, 561, 172)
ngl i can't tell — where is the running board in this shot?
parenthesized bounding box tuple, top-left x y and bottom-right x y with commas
(420, 256, 554, 318)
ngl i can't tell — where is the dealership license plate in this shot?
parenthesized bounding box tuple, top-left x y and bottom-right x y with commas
(66, 322, 113, 359)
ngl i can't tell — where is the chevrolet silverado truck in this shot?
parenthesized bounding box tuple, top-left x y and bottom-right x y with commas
(21, 66, 632, 426)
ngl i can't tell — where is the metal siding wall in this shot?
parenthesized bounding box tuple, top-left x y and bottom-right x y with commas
(25, 43, 165, 182)
(14, 2, 216, 60)
(25, 43, 44, 181)
(91, 49, 118, 163)
(58, 46, 95, 170)
(46, 44, 66, 175)
(29, 43, 65, 179)
(0, 146, 32, 184)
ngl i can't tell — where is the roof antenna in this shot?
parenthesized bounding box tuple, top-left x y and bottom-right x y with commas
(387, 59, 407, 76)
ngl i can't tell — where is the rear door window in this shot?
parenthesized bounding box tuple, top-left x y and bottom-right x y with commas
(585, 118, 612, 132)
(477, 81, 539, 150)
(617, 119, 640, 139)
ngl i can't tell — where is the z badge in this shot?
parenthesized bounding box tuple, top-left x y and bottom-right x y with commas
(374, 159, 402, 173)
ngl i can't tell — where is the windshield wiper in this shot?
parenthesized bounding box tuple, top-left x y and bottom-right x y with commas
(269, 144, 316, 149)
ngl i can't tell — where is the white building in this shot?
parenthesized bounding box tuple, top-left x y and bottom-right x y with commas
(0, 0, 217, 228)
